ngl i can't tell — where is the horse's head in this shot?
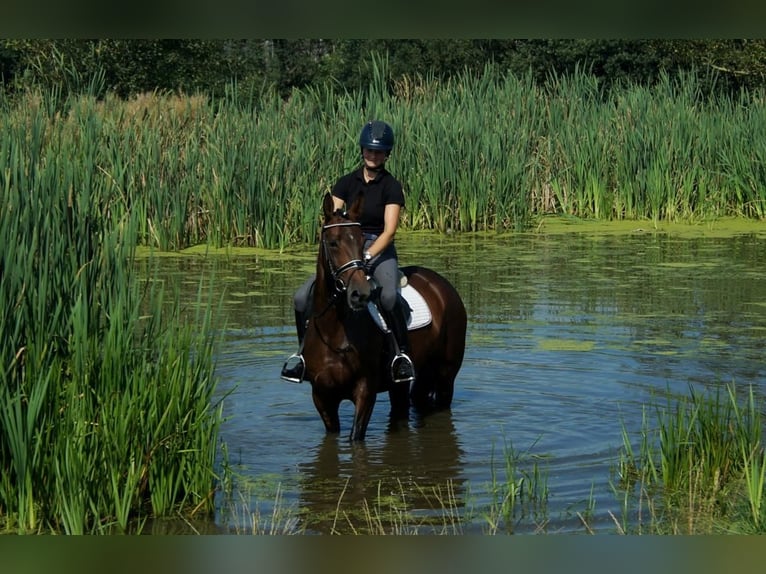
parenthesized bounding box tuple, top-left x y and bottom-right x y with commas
(320, 192, 371, 311)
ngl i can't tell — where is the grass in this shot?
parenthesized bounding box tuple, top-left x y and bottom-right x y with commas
(613, 384, 766, 534)
(217, 438, 552, 535)
(0, 84, 228, 533)
(482, 436, 550, 534)
(3, 67, 766, 253)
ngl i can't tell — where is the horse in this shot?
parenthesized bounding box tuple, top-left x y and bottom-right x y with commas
(300, 192, 467, 441)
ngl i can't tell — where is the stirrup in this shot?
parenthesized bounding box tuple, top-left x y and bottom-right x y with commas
(390, 352, 415, 385)
(280, 353, 305, 383)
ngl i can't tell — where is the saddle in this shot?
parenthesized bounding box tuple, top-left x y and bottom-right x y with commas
(367, 272, 432, 333)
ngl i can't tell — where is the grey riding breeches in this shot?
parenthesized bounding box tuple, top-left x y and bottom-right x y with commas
(293, 238, 400, 314)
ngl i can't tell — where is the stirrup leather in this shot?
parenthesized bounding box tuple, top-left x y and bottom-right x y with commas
(280, 353, 306, 383)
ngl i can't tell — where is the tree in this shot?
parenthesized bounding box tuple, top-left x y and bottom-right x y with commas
(2, 39, 766, 100)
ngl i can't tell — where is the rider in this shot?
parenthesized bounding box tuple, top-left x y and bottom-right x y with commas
(280, 119, 416, 385)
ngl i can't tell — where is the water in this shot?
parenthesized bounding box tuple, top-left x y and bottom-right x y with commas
(147, 228, 766, 534)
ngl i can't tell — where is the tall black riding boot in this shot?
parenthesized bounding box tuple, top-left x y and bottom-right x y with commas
(280, 309, 308, 383)
(383, 306, 416, 385)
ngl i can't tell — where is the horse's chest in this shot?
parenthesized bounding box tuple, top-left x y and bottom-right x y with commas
(306, 317, 386, 387)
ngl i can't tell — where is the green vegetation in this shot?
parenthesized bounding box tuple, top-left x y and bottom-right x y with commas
(0, 84, 226, 533)
(218, 438, 551, 535)
(482, 437, 550, 534)
(2, 65, 765, 253)
(4, 40, 766, 99)
(614, 384, 766, 534)
(218, 387, 766, 535)
(221, 384, 766, 535)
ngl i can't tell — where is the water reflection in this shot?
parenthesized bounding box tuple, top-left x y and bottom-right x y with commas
(297, 410, 465, 534)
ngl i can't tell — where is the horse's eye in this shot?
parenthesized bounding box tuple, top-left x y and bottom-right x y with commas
(328, 240, 338, 249)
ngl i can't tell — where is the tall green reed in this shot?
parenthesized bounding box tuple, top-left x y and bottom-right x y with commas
(484, 437, 549, 534)
(5, 66, 765, 253)
(614, 384, 765, 534)
(0, 87, 226, 533)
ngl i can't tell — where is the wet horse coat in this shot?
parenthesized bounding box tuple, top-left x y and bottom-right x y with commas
(302, 193, 467, 440)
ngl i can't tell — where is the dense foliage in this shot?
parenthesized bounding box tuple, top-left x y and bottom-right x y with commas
(2, 39, 766, 99)
(0, 87, 225, 533)
(3, 63, 765, 254)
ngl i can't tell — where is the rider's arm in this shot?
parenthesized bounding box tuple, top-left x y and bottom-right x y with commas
(367, 203, 400, 258)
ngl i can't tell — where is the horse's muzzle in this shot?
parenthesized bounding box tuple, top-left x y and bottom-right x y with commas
(347, 285, 370, 311)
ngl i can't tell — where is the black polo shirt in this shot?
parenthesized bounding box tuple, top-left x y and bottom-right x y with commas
(331, 167, 405, 235)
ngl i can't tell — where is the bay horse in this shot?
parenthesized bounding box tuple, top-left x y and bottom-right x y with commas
(300, 192, 467, 441)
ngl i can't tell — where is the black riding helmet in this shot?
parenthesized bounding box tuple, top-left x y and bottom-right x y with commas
(359, 120, 394, 154)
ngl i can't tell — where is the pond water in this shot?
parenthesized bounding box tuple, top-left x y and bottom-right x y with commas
(147, 224, 766, 534)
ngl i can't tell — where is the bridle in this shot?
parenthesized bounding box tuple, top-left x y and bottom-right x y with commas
(321, 221, 367, 295)
(312, 218, 371, 353)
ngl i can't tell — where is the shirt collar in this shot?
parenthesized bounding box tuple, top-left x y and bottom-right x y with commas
(355, 166, 387, 183)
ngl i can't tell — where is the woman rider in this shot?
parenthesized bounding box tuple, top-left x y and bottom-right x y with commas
(280, 120, 416, 385)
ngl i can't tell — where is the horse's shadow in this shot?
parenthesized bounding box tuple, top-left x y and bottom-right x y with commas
(296, 409, 466, 534)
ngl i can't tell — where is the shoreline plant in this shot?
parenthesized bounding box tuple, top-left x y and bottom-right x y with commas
(3, 63, 765, 534)
(613, 384, 765, 534)
(212, 385, 765, 535)
(0, 86, 227, 533)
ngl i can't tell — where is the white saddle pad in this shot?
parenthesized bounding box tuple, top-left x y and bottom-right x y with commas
(368, 283, 432, 333)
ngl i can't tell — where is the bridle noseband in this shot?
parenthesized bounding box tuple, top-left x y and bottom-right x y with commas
(321, 221, 366, 294)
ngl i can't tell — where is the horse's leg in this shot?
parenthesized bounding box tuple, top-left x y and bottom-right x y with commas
(349, 381, 377, 441)
(312, 389, 341, 434)
(409, 369, 432, 412)
(434, 326, 464, 409)
(434, 371, 455, 409)
(388, 382, 410, 421)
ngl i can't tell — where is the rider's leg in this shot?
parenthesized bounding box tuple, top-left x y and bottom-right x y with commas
(374, 255, 415, 385)
(281, 276, 314, 383)
(293, 308, 308, 343)
(381, 304, 415, 384)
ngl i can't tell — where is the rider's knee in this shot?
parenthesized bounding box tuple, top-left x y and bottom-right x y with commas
(379, 289, 397, 312)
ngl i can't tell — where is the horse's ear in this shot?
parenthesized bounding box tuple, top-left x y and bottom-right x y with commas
(322, 192, 334, 220)
(347, 193, 364, 221)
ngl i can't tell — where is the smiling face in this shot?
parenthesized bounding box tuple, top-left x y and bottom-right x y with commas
(362, 147, 388, 172)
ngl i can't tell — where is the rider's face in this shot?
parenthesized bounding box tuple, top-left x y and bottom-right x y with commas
(362, 148, 388, 169)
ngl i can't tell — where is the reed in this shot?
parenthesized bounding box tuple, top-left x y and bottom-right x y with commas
(0, 87, 226, 533)
(4, 65, 766, 533)
(482, 437, 549, 534)
(614, 384, 765, 534)
(219, 433, 555, 535)
(5, 66, 763, 253)
(215, 387, 763, 535)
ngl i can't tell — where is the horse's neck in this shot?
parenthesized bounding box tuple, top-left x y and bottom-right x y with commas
(312, 269, 343, 323)
(315, 262, 362, 327)
(310, 292, 351, 352)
